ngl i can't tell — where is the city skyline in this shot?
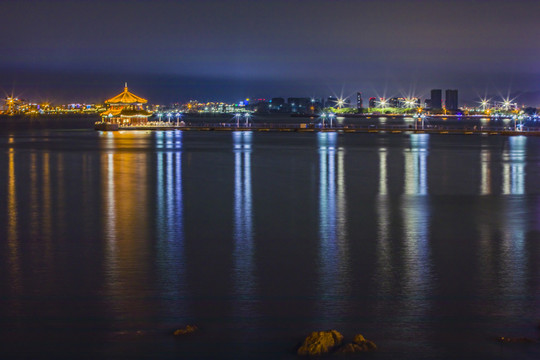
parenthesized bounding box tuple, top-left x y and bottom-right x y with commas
(1, 0, 539, 104)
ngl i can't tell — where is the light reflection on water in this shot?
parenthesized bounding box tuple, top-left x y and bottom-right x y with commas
(502, 136, 526, 195)
(401, 135, 432, 322)
(500, 136, 527, 314)
(317, 132, 350, 321)
(155, 131, 186, 311)
(376, 147, 392, 295)
(232, 131, 257, 318)
(1, 130, 540, 359)
(101, 132, 152, 325)
(480, 148, 491, 195)
(7, 143, 19, 293)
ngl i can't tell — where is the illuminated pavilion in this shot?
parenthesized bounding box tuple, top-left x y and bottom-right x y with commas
(100, 83, 152, 126)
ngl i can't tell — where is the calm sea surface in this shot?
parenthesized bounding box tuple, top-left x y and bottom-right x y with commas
(1, 121, 540, 359)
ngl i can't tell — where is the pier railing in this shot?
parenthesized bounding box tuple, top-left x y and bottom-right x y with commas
(121, 121, 540, 135)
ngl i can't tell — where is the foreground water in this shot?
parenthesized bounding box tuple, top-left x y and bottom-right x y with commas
(1, 127, 540, 359)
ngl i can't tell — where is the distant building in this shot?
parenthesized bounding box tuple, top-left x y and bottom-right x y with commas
(100, 83, 151, 125)
(445, 89, 458, 111)
(356, 92, 363, 109)
(369, 97, 377, 108)
(430, 89, 442, 110)
(270, 97, 285, 112)
(287, 97, 310, 113)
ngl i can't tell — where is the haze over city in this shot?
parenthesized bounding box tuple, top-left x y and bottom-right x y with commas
(1, 0, 539, 105)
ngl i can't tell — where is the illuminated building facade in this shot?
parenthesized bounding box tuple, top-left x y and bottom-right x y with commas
(100, 84, 151, 125)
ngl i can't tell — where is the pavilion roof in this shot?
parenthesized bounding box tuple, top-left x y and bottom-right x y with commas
(105, 83, 148, 104)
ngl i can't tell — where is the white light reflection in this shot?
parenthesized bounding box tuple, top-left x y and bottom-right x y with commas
(375, 147, 392, 295)
(317, 132, 349, 320)
(401, 134, 432, 320)
(502, 136, 526, 195)
(156, 131, 186, 306)
(232, 131, 256, 316)
(404, 134, 429, 195)
(500, 136, 527, 313)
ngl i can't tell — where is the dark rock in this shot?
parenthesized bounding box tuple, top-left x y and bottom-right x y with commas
(353, 333, 377, 350)
(335, 343, 365, 354)
(335, 333, 377, 354)
(297, 330, 344, 356)
(173, 325, 198, 336)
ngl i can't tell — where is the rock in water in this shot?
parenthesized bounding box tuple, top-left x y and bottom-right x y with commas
(297, 330, 344, 356)
(335, 343, 366, 354)
(336, 333, 378, 353)
(353, 333, 377, 350)
(173, 325, 198, 336)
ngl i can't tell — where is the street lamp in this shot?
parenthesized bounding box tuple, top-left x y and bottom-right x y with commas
(320, 113, 327, 128)
(328, 113, 336, 128)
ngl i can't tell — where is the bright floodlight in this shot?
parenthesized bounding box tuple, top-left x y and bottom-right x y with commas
(378, 98, 388, 108)
(336, 98, 346, 109)
(404, 98, 415, 108)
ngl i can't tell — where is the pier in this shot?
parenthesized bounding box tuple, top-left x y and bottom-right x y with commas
(102, 123, 540, 136)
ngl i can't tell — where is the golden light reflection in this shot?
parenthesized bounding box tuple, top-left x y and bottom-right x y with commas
(42, 152, 52, 239)
(56, 153, 66, 229)
(30, 153, 39, 238)
(7, 146, 19, 284)
(101, 132, 151, 324)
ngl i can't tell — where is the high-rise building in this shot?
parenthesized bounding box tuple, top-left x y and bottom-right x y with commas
(369, 97, 377, 108)
(430, 89, 442, 110)
(445, 89, 458, 111)
(356, 92, 363, 109)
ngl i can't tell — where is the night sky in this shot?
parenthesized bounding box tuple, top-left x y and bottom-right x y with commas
(1, 0, 539, 105)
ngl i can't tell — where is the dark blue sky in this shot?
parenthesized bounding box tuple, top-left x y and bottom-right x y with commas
(1, 0, 539, 105)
